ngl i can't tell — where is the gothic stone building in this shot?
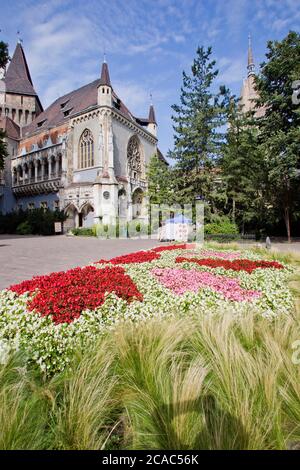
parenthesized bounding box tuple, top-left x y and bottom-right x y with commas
(0, 42, 162, 229)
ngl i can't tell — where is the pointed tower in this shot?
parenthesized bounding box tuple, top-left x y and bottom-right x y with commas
(3, 42, 43, 126)
(240, 34, 265, 117)
(147, 96, 157, 137)
(247, 34, 255, 77)
(98, 57, 112, 107)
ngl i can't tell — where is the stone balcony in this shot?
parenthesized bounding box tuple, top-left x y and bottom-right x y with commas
(12, 174, 62, 196)
(129, 177, 147, 190)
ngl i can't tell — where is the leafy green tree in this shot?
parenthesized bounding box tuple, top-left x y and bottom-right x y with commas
(0, 41, 9, 170)
(169, 46, 230, 217)
(221, 98, 267, 234)
(255, 31, 300, 241)
(146, 153, 174, 205)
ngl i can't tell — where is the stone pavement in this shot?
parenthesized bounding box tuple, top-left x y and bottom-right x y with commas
(0, 235, 163, 290)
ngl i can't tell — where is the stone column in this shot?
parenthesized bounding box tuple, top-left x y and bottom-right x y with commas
(41, 159, 45, 181)
(22, 163, 27, 184)
(55, 155, 60, 177)
(34, 160, 38, 182)
(48, 158, 52, 179)
(16, 167, 20, 185)
(28, 163, 32, 181)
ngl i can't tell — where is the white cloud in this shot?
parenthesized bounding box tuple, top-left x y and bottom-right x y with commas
(216, 57, 245, 86)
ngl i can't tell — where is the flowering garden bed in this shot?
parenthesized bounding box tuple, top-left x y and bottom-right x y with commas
(0, 244, 294, 374)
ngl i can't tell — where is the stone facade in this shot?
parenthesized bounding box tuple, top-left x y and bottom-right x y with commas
(0, 43, 163, 229)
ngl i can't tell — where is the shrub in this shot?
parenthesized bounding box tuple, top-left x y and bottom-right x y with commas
(127, 220, 149, 237)
(204, 217, 239, 241)
(16, 221, 32, 235)
(95, 223, 118, 239)
(72, 227, 96, 237)
(0, 209, 66, 235)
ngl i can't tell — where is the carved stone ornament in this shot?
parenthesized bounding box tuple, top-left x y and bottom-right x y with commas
(127, 136, 142, 173)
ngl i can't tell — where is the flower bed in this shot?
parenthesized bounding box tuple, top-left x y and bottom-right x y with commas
(0, 245, 294, 374)
(151, 243, 196, 252)
(151, 268, 261, 301)
(176, 257, 284, 273)
(97, 250, 161, 264)
(9, 266, 143, 324)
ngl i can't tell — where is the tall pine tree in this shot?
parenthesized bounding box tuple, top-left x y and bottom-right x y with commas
(169, 46, 229, 217)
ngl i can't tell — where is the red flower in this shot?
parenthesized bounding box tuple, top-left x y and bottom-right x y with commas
(10, 266, 143, 324)
(97, 250, 160, 264)
(175, 257, 284, 273)
(151, 244, 196, 252)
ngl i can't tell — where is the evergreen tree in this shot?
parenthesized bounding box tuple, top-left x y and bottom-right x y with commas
(0, 41, 9, 170)
(255, 31, 300, 241)
(169, 46, 229, 217)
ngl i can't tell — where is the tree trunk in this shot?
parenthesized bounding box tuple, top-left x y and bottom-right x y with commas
(232, 197, 236, 223)
(284, 205, 291, 243)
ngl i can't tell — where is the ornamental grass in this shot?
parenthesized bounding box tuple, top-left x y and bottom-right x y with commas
(0, 307, 299, 450)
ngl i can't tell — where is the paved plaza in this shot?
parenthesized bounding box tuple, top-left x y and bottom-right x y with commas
(0, 235, 163, 290)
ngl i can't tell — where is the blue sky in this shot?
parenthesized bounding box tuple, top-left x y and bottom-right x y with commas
(1, 0, 300, 155)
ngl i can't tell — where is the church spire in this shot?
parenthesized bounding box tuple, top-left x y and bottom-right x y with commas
(247, 33, 255, 77)
(147, 94, 157, 136)
(98, 58, 112, 107)
(100, 59, 111, 87)
(148, 93, 156, 124)
(5, 42, 37, 95)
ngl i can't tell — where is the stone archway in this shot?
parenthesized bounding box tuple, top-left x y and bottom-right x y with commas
(64, 204, 79, 230)
(132, 187, 144, 219)
(118, 188, 127, 219)
(80, 203, 95, 228)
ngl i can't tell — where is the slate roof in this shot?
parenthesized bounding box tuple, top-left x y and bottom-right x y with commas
(0, 116, 20, 140)
(22, 75, 156, 138)
(5, 43, 37, 96)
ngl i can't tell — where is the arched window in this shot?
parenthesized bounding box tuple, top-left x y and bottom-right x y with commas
(79, 129, 94, 169)
(127, 135, 142, 180)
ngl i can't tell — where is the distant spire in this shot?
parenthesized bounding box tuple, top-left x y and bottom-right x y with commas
(247, 33, 255, 77)
(100, 58, 111, 87)
(148, 97, 156, 124)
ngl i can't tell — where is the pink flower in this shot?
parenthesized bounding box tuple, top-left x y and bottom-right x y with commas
(151, 268, 261, 302)
(198, 249, 242, 260)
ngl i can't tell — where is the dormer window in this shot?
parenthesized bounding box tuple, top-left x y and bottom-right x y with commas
(60, 99, 69, 109)
(37, 119, 47, 128)
(63, 108, 73, 117)
(113, 98, 121, 110)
